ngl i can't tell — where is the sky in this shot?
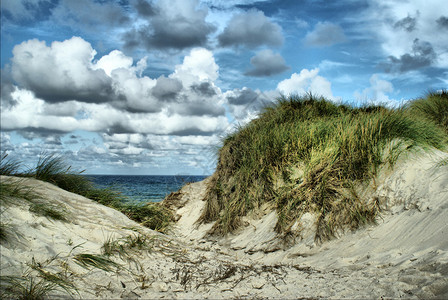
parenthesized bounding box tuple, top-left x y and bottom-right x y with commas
(1, 0, 448, 175)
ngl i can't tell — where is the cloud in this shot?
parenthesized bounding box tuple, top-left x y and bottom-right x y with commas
(51, 0, 130, 31)
(436, 16, 448, 29)
(151, 76, 183, 101)
(172, 48, 219, 84)
(11, 37, 115, 103)
(3, 39, 229, 137)
(394, 14, 418, 32)
(277, 68, 337, 100)
(304, 22, 346, 47)
(224, 87, 273, 124)
(218, 9, 283, 48)
(133, 0, 156, 17)
(0, 85, 228, 136)
(9, 36, 226, 117)
(318, 60, 353, 70)
(244, 50, 289, 77)
(366, 0, 448, 68)
(123, 0, 216, 50)
(354, 74, 395, 105)
(1, 0, 53, 22)
(381, 39, 437, 73)
(190, 82, 217, 97)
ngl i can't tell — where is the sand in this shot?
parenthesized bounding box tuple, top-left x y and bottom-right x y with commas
(1, 150, 448, 299)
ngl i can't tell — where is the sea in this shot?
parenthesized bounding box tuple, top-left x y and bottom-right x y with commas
(85, 175, 208, 204)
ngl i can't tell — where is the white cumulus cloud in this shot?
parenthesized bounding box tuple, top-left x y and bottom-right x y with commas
(277, 68, 337, 100)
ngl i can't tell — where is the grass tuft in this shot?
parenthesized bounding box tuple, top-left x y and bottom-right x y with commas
(0, 275, 58, 300)
(28, 202, 69, 222)
(101, 233, 156, 260)
(73, 253, 120, 272)
(407, 90, 448, 134)
(200, 93, 447, 241)
(123, 203, 174, 233)
(0, 153, 21, 176)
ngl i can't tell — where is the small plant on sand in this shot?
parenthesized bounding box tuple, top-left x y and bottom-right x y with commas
(28, 202, 70, 222)
(102, 233, 156, 260)
(0, 256, 78, 299)
(0, 220, 10, 242)
(123, 203, 174, 233)
(0, 180, 37, 204)
(0, 275, 58, 299)
(73, 253, 120, 272)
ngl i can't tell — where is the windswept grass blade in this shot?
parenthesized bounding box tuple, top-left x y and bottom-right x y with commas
(73, 253, 120, 272)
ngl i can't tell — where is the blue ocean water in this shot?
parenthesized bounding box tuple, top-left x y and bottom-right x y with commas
(85, 175, 208, 204)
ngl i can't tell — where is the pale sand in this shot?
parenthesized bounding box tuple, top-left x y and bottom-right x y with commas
(1, 150, 447, 298)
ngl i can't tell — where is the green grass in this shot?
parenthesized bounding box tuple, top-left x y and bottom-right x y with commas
(0, 153, 21, 176)
(0, 256, 78, 299)
(200, 93, 447, 241)
(0, 275, 59, 300)
(407, 90, 448, 134)
(0, 153, 174, 233)
(0, 220, 10, 242)
(122, 203, 174, 233)
(73, 253, 120, 272)
(101, 233, 156, 260)
(0, 180, 37, 203)
(28, 202, 69, 222)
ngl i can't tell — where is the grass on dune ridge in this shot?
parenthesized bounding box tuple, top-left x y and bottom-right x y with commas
(200, 92, 447, 241)
(0, 153, 173, 233)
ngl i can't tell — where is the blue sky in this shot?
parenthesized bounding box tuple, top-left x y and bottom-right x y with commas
(1, 0, 448, 175)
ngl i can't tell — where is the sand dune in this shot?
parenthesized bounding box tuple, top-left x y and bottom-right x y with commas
(1, 150, 447, 298)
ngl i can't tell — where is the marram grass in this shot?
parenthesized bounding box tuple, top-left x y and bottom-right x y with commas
(200, 93, 447, 241)
(0, 153, 174, 233)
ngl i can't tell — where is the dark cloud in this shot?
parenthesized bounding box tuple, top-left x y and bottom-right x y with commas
(394, 15, 417, 32)
(133, 0, 156, 17)
(244, 50, 289, 77)
(52, 0, 130, 31)
(105, 124, 134, 135)
(22, 74, 115, 104)
(1, 0, 57, 24)
(218, 10, 283, 48)
(381, 39, 436, 73)
(190, 82, 216, 97)
(170, 101, 225, 117)
(123, 0, 216, 50)
(1, 76, 18, 109)
(227, 88, 265, 105)
(17, 128, 67, 139)
(436, 16, 448, 29)
(169, 127, 216, 136)
(151, 76, 183, 100)
(226, 88, 272, 122)
(304, 22, 346, 47)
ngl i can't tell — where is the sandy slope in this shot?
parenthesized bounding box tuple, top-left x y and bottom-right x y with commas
(1, 150, 447, 299)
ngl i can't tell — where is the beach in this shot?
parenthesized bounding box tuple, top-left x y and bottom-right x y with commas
(1, 150, 448, 299)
